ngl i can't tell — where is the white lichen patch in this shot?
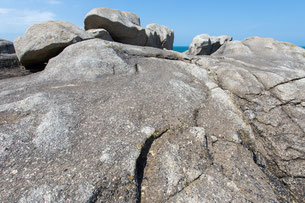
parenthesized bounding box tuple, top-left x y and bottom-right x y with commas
(0, 93, 46, 112)
(0, 133, 13, 159)
(141, 126, 155, 137)
(34, 105, 72, 154)
(189, 127, 205, 138)
(169, 79, 203, 102)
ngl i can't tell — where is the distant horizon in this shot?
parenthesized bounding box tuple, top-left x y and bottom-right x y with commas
(1, 0, 305, 46)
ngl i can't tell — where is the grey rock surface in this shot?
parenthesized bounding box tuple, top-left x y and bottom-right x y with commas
(0, 39, 20, 69)
(145, 24, 174, 50)
(187, 34, 232, 55)
(86, 28, 113, 41)
(14, 21, 92, 69)
(0, 39, 16, 54)
(0, 39, 28, 79)
(84, 8, 147, 46)
(0, 37, 304, 202)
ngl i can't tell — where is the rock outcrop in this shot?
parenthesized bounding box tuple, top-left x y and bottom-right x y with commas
(0, 39, 20, 69)
(0, 39, 30, 79)
(84, 8, 147, 46)
(14, 21, 92, 69)
(187, 34, 232, 55)
(86, 28, 113, 41)
(145, 24, 174, 50)
(1, 36, 304, 202)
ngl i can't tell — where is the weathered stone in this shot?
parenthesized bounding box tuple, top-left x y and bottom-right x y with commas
(0, 39, 26, 79)
(145, 24, 174, 50)
(0, 39, 207, 202)
(14, 21, 92, 69)
(0, 37, 304, 202)
(0, 39, 16, 54)
(209, 36, 305, 202)
(86, 29, 113, 41)
(0, 39, 20, 69)
(84, 8, 147, 46)
(187, 34, 232, 55)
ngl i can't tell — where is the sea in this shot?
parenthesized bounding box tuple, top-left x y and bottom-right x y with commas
(174, 46, 305, 53)
(173, 46, 189, 53)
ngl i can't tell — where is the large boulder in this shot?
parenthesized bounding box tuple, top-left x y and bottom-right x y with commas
(0, 39, 26, 79)
(0, 37, 304, 202)
(84, 8, 147, 46)
(0, 39, 16, 54)
(14, 21, 92, 69)
(86, 29, 113, 41)
(145, 24, 174, 50)
(0, 39, 20, 69)
(187, 34, 232, 55)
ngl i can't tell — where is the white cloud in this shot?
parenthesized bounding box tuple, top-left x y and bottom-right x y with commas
(22, 10, 56, 25)
(0, 8, 56, 35)
(46, 0, 62, 5)
(0, 8, 11, 14)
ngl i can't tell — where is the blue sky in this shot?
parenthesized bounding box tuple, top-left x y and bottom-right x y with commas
(0, 0, 304, 46)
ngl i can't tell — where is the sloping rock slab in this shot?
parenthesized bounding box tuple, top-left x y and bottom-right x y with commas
(0, 38, 304, 202)
(0, 39, 207, 202)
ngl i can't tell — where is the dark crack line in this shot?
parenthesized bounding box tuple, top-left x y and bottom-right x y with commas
(267, 76, 305, 90)
(205, 135, 214, 161)
(85, 155, 122, 203)
(268, 100, 301, 112)
(254, 117, 278, 128)
(226, 93, 301, 201)
(192, 108, 200, 127)
(282, 107, 305, 134)
(166, 173, 204, 201)
(134, 63, 139, 75)
(127, 53, 192, 63)
(135, 129, 169, 203)
(86, 184, 109, 203)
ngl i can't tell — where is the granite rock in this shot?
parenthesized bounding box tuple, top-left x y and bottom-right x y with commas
(14, 21, 92, 69)
(86, 29, 113, 41)
(145, 24, 174, 50)
(0, 37, 304, 202)
(187, 34, 232, 55)
(84, 8, 147, 46)
(0, 39, 20, 69)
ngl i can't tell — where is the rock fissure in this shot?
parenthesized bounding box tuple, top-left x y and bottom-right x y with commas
(268, 100, 301, 112)
(267, 76, 305, 90)
(166, 173, 204, 201)
(228, 93, 302, 202)
(135, 128, 169, 203)
(128, 53, 191, 63)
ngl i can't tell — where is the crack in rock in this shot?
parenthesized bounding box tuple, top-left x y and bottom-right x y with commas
(267, 76, 305, 90)
(166, 173, 204, 201)
(134, 129, 169, 203)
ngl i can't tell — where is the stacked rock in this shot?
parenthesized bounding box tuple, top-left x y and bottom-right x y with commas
(14, 8, 175, 70)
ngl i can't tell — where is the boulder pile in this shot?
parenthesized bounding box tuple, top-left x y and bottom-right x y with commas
(14, 7, 174, 70)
